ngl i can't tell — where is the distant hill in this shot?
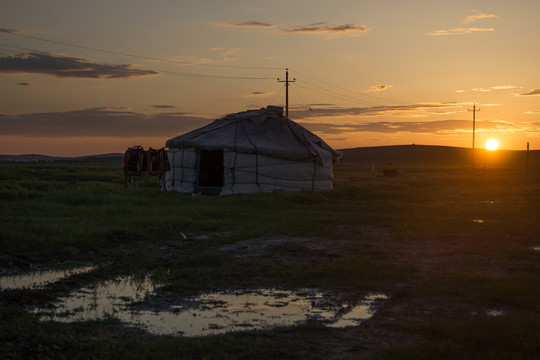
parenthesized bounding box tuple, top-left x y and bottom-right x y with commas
(0, 153, 123, 162)
(2, 145, 538, 170)
(339, 145, 539, 170)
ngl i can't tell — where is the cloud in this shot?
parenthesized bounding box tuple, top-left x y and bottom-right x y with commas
(463, 12, 498, 24)
(0, 52, 159, 79)
(428, 11, 497, 36)
(490, 85, 521, 90)
(214, 20, 368, 37)
(1, 106, 521, 140)
(290, 102, 466, 119)
(17, 82, 32, 86)
(280, 23, 368, 36)
(300, 119, 515, 137)
(519, 89, 540, 96)
(245, 91, 273, 97)
(0, 28, 24, 34)
(214, 21, 278, 28)
(426, 27, 494, 36)
(0, 108, 212, 137)
(151, 105, 175, 109)
(161, 55, 213, 66)
(466, 85, 521, 93)
(208, 48, 239, 61)
(366, 84, 392, 92)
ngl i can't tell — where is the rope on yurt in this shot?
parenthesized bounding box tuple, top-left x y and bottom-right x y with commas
(180, 148, 184, 186)
(194, 150, 199, 191)
(240, 121, 262, 191)
(312, 157, 317, 190)
(171, 149, 176, 187)
(232, 121, 239, 193)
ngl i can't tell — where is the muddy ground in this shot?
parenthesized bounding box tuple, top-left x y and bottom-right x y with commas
(2, 221, 539, 359)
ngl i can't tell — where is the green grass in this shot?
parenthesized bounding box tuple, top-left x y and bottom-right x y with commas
(378, 314, 540, 360)
(1, 160, 540, 358)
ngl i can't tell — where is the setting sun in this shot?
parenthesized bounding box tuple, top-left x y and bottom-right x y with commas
(486, 139, 499, 151)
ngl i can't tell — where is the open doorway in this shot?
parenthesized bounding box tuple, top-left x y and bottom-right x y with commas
(198, 150, 224, 193)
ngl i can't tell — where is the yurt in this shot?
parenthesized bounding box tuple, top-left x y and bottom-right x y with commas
(164, 106, 341, 195)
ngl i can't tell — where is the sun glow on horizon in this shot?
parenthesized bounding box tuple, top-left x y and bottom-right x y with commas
(486, 139, 499, 151)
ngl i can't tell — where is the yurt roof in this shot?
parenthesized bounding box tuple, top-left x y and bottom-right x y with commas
(166, 106, 342, 164)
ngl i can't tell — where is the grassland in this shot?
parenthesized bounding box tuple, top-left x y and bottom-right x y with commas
(1, 147, 540, 359)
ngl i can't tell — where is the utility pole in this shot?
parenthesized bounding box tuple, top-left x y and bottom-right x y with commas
(468, 103, 480, 167)
(277, 68, 295, 118)
(526, 141, 530, 176)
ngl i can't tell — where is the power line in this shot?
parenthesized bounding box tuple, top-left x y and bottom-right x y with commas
(296, 79, 381, 107)
(3, 31, 283, 70)
(294, 83, 373, 106)
(290, 84, 353, 149)
(289, 68, 412, 106)
(268, 84, 285, 107)
(0, 43, 276, 80)
(160, 70, 275, 80)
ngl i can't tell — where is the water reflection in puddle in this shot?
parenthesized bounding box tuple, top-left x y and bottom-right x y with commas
(35, 277, 387, 336)
(0, 266, 95, 290)
(327, 293, 388, 328)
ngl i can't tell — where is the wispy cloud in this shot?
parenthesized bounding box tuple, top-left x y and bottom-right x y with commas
(472, 87, 492, 92)
(519, 89, 540, 96)
(214, 21, 278, 28)
(151, 105, 175, 109)
(490, 85, 521, 90)
(0, 52, 159, 79)
(208, 48, 239, 61)
(0, 108, 211, 137)
(245, 91, 273, 97)
(280, 23, 368, 37)
(460, 86, 521, 93)
(463, 12, 498, 24)
(214, 20, 368, 37)
(428, 11, 497, 36)
(160, 55, 213, 66)
(366, 84, 392, 92)
(0, 28, 24, 34)
(426, 27, 494, 36)
(301, 119, 514, 137)
(291, 102, 466, 119)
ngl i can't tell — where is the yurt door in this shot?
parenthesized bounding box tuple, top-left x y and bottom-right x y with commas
(196, 150, 224, 194)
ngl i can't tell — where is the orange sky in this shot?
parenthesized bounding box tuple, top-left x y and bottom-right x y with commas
(1, 0, 539, 156)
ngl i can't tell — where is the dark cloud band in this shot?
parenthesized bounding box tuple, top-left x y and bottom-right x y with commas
(0, 52, 159, 79)
(0, 105, 514, 139)
(0, 108, 210, 137)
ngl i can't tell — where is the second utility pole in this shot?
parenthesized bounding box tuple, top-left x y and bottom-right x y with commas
(468, 103, 480, 167)
(277, 68, 295, 118)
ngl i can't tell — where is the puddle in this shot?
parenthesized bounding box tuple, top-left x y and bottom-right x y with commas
(34, 277, 387, 336)
(327, 293, 389, 328)
(36, 276, 159, 321)
(0, 265, 95, 290)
